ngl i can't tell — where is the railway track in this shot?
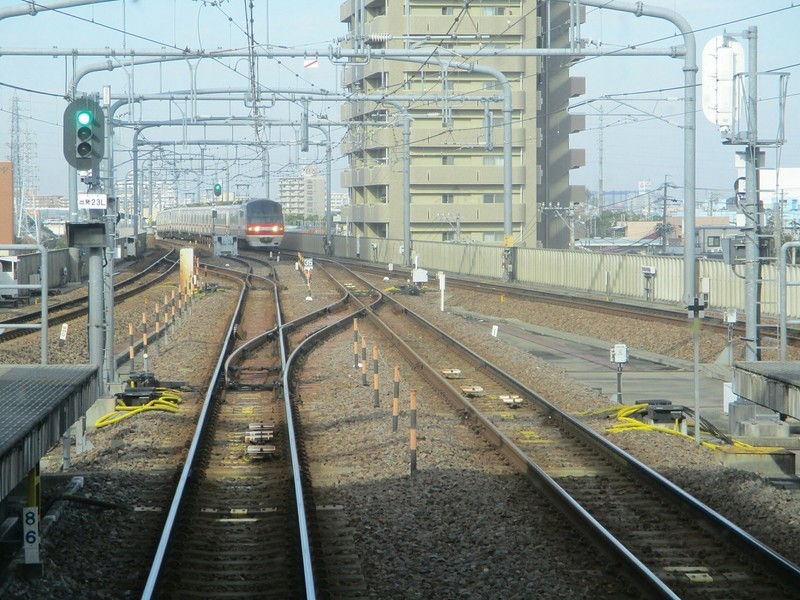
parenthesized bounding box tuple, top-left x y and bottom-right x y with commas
(320, 260, 800, 599)
(0, 248, 177, 344)
(134, 260, 308, 597)
(141, 255, 364, 598)
(149, 260, 309, 598)
(4, 250, 798, 598)
(342, 259, 800, 349)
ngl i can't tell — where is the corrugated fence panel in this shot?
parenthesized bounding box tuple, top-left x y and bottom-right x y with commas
(759, 261, 781, 320)
(414, 241, 502, 279)
(699, 258, 745, 314)
(788, 263, 800, 320)
(14, 249, 73, 293)
(514, 250, 685, 304)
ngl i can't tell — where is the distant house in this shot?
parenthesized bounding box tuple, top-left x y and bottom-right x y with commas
(578, 216, 742, 256)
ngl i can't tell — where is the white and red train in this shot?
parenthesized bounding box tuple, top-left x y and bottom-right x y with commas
(155, 199, 284, 248)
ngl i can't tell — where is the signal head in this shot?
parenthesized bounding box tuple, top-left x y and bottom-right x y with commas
(63, 98, 105, 171)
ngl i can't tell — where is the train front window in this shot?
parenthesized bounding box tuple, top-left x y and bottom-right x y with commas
(247, 204, 281, 222)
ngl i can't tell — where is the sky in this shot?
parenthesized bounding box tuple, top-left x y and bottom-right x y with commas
(568, 0, 800, 209)
(0, 0, 347, 200)
(0, 0, 797, 208)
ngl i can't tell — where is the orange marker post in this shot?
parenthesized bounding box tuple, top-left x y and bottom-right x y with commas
(128, 322, 135, 367)
(392, 366, 400, 432)
(142, 332, 149, 372)
(353, 318, 359, 368)
(361, 336, 368, 387)
(372, 345, 380, 407)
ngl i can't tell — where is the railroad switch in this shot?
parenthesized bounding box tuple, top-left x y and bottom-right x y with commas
(386, 283, 427, 295)
(644, 400, 686, 428)
(115, 371, 185, 406)
(126, 371, 158, 389)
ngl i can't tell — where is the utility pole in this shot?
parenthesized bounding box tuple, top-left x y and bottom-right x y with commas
(662, 175, 669, 255)
(598, 105, 604, 214)
(743, 27, 762, 361)
(659, 176, 680, 255)
(774, 189, 784, 273)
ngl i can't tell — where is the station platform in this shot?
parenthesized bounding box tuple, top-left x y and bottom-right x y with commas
(0, 364, 100, 500)
(734, 362, 800, 420)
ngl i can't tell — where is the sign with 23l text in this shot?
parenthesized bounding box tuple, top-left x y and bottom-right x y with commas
(78, 193, 108, 210)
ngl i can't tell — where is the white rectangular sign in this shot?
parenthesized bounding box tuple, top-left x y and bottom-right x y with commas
(23, 506, 40, 564)
(78, 193, 108, 210)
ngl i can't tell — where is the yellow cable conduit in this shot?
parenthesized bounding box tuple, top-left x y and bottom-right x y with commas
(582, 403, 781, 453)
(95, 388, 184, 429)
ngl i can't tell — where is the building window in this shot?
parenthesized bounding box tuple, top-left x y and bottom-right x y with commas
(707, 235, 721, 248)
(442, 193, 454, 204)
(483, 193, 502, 204)
(482, 7, 507, 16)
(483, 155, 503, 166)
(442, 156, 455, 166)
(442, 8, 457, 16)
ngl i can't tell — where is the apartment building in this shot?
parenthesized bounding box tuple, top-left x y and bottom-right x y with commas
(338, 0, 585, 248)
(278, 165, 328, 218)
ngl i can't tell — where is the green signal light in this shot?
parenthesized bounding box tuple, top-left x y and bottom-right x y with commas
(76, 110, 93, 126)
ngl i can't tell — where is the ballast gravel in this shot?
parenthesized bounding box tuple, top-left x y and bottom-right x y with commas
(3, 256, 799, 599)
